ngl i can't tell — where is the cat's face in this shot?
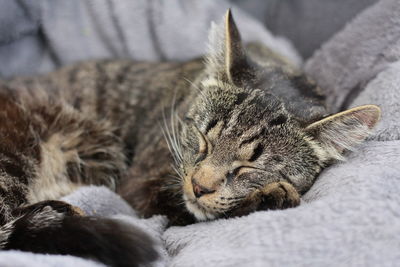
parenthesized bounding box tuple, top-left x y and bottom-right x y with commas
(180, 80, 322, 220)
(172, 10, 380, 221)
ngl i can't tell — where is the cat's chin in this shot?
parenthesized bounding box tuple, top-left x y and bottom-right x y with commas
(183, 195, 217, 221)
(185, 201, 216, 221)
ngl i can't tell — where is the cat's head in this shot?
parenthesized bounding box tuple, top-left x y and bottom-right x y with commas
(174, 10, 380, 221)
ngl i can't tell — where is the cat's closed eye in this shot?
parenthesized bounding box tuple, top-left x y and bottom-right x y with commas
(194, 152, 207, 165)
(226, 166, 241, 182)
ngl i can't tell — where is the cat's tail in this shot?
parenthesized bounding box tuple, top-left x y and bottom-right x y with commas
(0, 200, 158, 267)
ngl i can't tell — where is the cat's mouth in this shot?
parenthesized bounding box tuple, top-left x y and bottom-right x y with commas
(181, 172, 246, 220)
(182, 178, 251, 221)
(183, 194, 217, 221)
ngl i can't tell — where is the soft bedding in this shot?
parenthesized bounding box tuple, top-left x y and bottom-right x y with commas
(0, 0, 399, 266)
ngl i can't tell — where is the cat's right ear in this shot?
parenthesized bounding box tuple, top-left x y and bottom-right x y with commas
(205, 9, 252, 85)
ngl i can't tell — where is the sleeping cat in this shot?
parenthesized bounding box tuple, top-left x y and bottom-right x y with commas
(0, 10, 379, 267)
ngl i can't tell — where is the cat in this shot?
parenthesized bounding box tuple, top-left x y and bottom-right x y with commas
(0, 9, 379, 267)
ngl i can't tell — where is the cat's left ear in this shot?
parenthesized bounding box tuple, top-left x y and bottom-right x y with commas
(206, 9, 252, 85)
(305, 105, 381, 161)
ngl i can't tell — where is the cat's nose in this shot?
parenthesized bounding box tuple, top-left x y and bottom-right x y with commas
(192, 180, 216, 198)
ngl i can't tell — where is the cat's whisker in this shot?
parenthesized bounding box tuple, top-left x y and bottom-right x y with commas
(167, 172, 183, 182)
(160, 92, 184, 169)
(170, 164, 184, 180)
(175, 199, 186, 206)
(160, 104, 184, 168)
(174, 113, 184, 150)
(161, 173, 183, 192)
(159, 119, 181, 167)
(170, 103, 184, 162)
(183, 77, 210, 105)
(169, 93, 180, 158)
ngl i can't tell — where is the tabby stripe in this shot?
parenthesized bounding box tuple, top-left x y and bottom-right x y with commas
(248, 143, 264, 162)
(239, 127, 265, 147)
(279, 170, 295, 185)
(205, 119, 218, 135)
(269, 114, 287, 126)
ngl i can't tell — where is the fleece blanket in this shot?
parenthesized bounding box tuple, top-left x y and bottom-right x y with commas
(0, 0, 300, 78)
(1, 0, 400, 266)
(232, 0, 377, 58)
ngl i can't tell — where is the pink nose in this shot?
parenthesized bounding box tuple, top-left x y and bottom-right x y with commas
(192, 181, 216, 198)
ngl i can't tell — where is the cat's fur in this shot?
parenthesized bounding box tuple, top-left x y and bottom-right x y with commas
(0, 10, 380, 267)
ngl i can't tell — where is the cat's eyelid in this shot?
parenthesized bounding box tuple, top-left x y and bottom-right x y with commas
(194, 153, 207, 164)
(228, 165, 266, 179)
(231, 161, 256, 170)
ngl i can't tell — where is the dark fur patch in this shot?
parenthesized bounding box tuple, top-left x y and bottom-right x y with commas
(249, 143, 264, 162)
(269, 114, 287, 126)
(6, 201, 158, 267)
(234, 92, 248, 105)
(205, 119, 219, 134)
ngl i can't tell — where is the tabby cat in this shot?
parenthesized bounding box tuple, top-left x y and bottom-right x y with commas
(0, 10, 379, 267)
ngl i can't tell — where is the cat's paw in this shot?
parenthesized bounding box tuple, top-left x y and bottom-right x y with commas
(257, 181, 300, 210)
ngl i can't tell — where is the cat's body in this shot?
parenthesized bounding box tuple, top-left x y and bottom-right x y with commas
(0, 10, 380, 267)
(2, 58, 204, 225)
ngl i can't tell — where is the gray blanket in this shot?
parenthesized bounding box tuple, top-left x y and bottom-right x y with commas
(0, 0, 300, 78)
(0, 0, 399, 266)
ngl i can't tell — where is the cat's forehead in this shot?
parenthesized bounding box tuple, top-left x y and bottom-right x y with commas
(198, 80, 289, 125)
(188, 80, 301, 156)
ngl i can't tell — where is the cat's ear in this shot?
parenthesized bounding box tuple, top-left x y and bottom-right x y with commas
(205, 9, 251, 85)
(305, 105, 381, 161)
